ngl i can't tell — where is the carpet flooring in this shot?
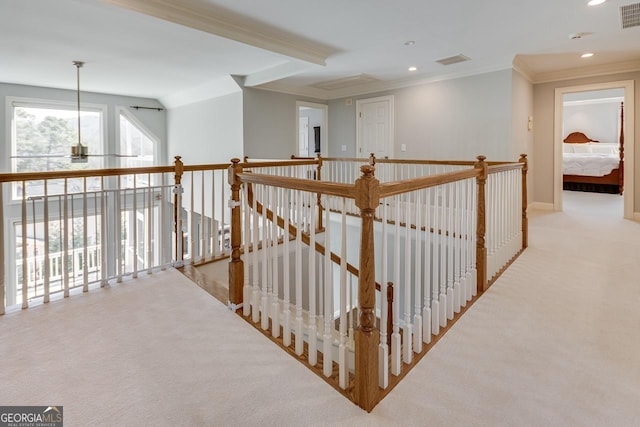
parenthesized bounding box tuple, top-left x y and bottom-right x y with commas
(1, 191, 639, 426)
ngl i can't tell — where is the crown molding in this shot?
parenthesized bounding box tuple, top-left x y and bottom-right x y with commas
(532, 59, 640, 84)
(512, 57, 535, 82)
(102, 0, 334, 66)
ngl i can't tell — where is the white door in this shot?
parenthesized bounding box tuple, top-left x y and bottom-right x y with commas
(357, 96, 394, 158)
(299, 116, 309, 157)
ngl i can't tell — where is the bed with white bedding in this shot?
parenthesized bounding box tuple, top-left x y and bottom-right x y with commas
(562, 103, 624, 195)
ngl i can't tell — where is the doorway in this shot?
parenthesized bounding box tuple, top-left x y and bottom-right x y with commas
(553, 80, 635, 219)
(356, 95, 394, 159)
(296, 101, 328, 157)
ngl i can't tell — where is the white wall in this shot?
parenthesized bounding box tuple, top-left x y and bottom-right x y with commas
(563, 101, 621, 144)
(167, 91, 243, 165)
(328, 69, 516, 162)
(1, 82, 167, 172)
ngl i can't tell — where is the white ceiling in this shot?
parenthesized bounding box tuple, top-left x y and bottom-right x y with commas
(1, 0, 639, 105)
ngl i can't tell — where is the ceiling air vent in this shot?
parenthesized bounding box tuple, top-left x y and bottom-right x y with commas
(620, 3, 640, 29)
(436, 54, 470, 66)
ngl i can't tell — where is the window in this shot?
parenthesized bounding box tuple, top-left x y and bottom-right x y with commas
(12, 104, 104, 172)
(10, 99, 105, 198)
(119, 111, 156, 169)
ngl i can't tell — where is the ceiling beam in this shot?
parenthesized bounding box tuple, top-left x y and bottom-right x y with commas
(102, 0, 334, 66)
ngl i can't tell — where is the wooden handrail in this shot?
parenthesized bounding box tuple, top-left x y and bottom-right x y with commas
(322, 156, 514, 167)
(487, 163, 524, 174)
(238, 172, 356, 199)
(379, 168, 479, 198)
(241, 159, 319, 168)
(0, 165, 176, 183)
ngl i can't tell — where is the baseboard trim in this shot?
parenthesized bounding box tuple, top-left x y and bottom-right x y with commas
(529, 202, 554, 211)
(633, 212, 640, 222)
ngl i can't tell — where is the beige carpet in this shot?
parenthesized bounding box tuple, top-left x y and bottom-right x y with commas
(1, 191, 639, 426)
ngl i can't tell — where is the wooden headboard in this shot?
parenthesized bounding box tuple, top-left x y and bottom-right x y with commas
(563, 132, 599, 144)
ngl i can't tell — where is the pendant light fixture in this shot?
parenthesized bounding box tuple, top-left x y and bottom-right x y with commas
(71, 60, 88, 163)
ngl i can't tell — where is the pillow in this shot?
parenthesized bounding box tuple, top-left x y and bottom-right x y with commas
(562, 144, 574, 153)
(590, 143, 618, 155)
(572, 144, 592, 154)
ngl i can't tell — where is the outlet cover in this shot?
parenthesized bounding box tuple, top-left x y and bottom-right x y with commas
(341, 145, 347, 152)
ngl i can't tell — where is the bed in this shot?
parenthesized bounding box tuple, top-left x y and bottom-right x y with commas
(562, 102, 624, 195)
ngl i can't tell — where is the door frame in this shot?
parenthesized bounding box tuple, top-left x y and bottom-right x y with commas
(356, 95, 394, 158)
(553, 80, 635, 219)
(295, 101, 328, 157)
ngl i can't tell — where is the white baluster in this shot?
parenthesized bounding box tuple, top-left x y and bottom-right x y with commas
(260, 185, 269, 330)
(413, 190, 422, 354)
(282, 190, 292, 346)
(323, 195, 333, 378)
(308, 191, 318, 366)
(251, 184, 260, 323)
(391, 194, 402, 376)
(379, 195, 389, 389)
(243, 183, 251, 317)
(431, 186, 440, 336)
(446, 183, 454, 320)
(339, 198, 349, 389)
(271, 186, 280, 338)
(454, 180, 462, 314)
(404, 197, 413, 362)
(294, 190, 304, 356)
(423, 187, 432, 344)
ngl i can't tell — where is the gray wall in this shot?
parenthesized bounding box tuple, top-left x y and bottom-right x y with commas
(328, 69, 516, 162)
(167, 91, 243, 165)
(532, 71, 640, 209)
(328, 98, 357, 157)
(1, 82, 166, 172)
(511, 69, 535, 201)
(242, 88, 325, 159)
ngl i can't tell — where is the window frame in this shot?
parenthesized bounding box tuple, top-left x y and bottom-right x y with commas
(6, 96, 109, 173)
(115, 106, 163, 167)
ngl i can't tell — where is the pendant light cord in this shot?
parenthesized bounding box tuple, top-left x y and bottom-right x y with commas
(73, 61, 84, 152)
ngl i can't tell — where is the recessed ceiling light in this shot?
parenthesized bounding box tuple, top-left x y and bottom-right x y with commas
(404, 41, 415, 46)
(587, 0, 606, 6)
(408, 66, 418, 71)
(581, 52, 594, 58)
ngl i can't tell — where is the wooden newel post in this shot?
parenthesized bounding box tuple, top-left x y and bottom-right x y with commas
(316, 153, 324, 231)
(228, 158, 244, 310)
(519, 154, 528, 249)
(474, 155, 488, 294)
(354, 165, 380, 412)
(173, 156, 185, 266)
